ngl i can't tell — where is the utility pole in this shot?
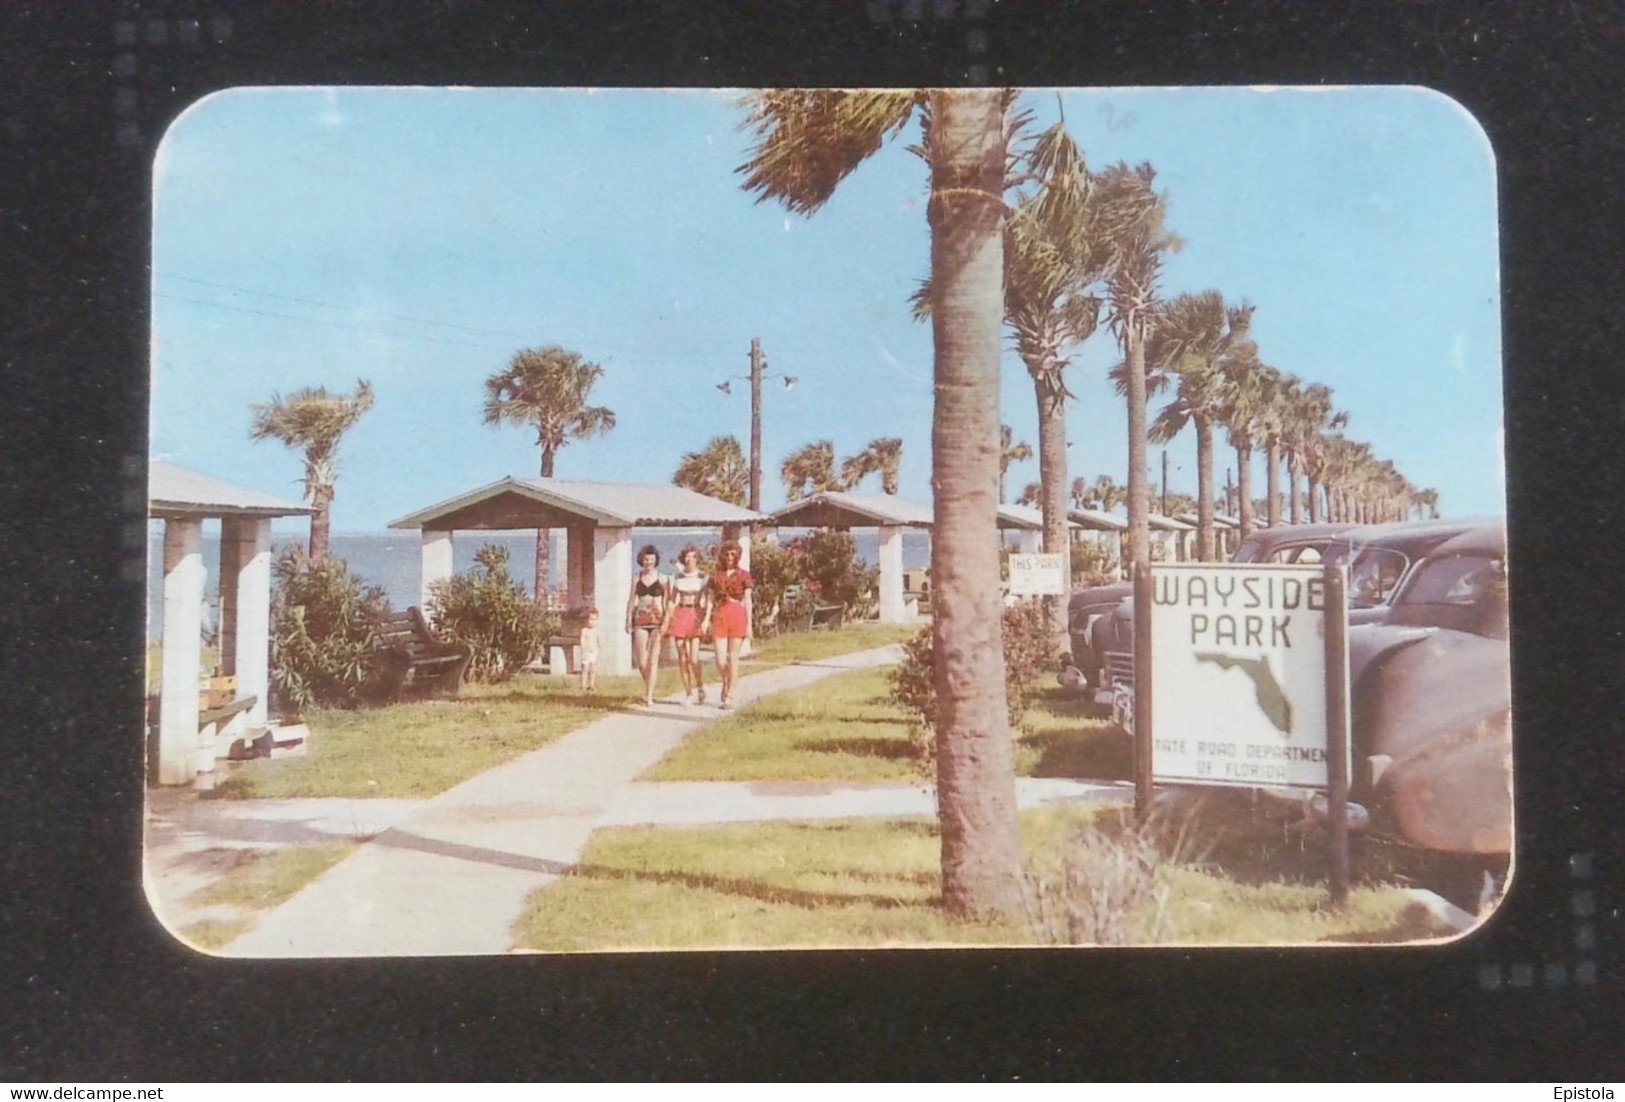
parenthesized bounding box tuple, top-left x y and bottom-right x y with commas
(749, 337, 763, 514)
(1160, 449, 1169, 515)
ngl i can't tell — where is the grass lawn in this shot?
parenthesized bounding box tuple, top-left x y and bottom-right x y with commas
(643, 667, 1127, 785)
(740, 622, 918, 670)
(511, 803, 1457, 951)
(177, 842, 356, 951)
(208, 669, 688, 800)
(201, 625, 913, 801)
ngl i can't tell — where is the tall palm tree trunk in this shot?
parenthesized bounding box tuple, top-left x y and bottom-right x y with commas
(928, 88, 1024, 919)
(535, 446, 556, 604)
(1236, 442, 1255, 540)
(1195, 417, 1216, 561)
(309, 484, 333, 561)
(1265, 442, 1282, 528)
(1307, 473, 1322, 523)
(1125, 323, 1151, 572)
(1036, 384, 1071, 648)
(1288, 453, 1304, 524)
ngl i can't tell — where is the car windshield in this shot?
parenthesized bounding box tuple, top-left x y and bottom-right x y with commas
(1348, 547, 1410, 608)
(1400, 553, 1506, 607)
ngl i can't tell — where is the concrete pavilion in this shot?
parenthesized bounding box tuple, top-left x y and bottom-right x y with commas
(388, 477, 765, 677)
(149, 459, 314, 786)
(768, 491, 1082, 623)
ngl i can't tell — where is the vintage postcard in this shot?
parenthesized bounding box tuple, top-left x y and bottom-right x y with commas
(143, 86, 1507, 956)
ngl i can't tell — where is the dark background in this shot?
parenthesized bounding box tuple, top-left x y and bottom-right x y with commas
(2, 1, 1621, 1081)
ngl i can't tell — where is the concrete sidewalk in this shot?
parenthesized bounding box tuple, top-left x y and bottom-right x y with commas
(221, 645, 911, 957)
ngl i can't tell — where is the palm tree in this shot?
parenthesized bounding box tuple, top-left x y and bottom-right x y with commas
(998, 424, 1033, 505)
(840, 436, 904, 494)
(1259, 369, 1298, 527)
(250, 379, 375, 560)
(673, 435, 749, 506)
(1073, 473, 1125, 512)
(483, 345, 617, 601)
(1143, 292, 1253, 561)
(1016, 480, 1042, 507)
(1214, 333, 1271, 540)
(1288, 384, 1347, 524)
(740, 88, 1025, 917)
(780, 439, 841, 501)
(1098, 162, 1177, 575)
(1414, 487, 1441, 519)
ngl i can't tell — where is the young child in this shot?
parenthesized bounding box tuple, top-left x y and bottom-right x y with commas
(578, 607, 601, 692)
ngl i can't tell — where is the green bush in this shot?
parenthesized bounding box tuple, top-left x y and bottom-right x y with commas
(887, 598, 1059, 773)
(1071, 540, 1120, 586)
(427, 544, 558, 683)
(799, 529, 879, 618)
(269, 545, 393, 713)
(748, 535, 798, 635)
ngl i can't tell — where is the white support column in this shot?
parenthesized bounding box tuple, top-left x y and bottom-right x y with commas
(1017, 528, 1041, 554)
(877, 525, 906, 623)
(595, 525, 634, 676)
(158, 518, 205, 786)
(421, 529, 454, 614)
(566, 525, 591, 609)
(226, 518, 274, 729)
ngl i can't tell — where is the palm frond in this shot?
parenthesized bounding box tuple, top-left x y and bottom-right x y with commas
(737, 90, 921, 216)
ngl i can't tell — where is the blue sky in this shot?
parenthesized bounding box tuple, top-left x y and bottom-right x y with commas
(151, 86, 1502, 533)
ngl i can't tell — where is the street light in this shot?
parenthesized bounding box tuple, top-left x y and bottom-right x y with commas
(718, 337, 795, 513)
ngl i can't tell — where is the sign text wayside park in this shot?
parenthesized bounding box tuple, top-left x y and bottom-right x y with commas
(1145, 563, 1350, 789)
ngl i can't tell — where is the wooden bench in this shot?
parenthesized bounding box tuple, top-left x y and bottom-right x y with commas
(810, 603, 845, 630)
(373, 606, 473, 698)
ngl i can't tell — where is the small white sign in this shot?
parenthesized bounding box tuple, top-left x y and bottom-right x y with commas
(1148, 563, 1346, 789)
(1008, 553, 1067, 596)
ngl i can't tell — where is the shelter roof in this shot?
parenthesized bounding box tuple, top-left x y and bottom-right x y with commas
(148, 458, 314, 520)
(769, 491, 934, 529)
(1175, 512, 1241, 529)
(388, 476, 764, 531)
(995, 503, 1082, 531)
(1067, 508, 1128, 532)
(1147, 514, 1195, 532)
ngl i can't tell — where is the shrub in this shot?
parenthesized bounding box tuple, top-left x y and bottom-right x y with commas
(747, 535, 798, 635)
(1071, 540, 1119, 586)
(269, 545, 393, 713)
(1022, 818, 1174, 946)
(427, 544, 558, 683)
(887, 598, 1062, 773)
(800, 529, 879, 618)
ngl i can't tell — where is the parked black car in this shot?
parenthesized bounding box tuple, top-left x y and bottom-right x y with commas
(1348, 521, 1510, 890)
(1344, 516, 1499, 626)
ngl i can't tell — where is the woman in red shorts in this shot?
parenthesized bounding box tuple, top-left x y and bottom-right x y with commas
(704, 539, 752, 709)
(663, 544, 709, 706)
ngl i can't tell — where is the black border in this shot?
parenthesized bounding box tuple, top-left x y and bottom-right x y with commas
(4, 1, 1622, 1081)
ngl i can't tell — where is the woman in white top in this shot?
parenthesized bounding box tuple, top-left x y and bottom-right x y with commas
(662, 544, 710, 705)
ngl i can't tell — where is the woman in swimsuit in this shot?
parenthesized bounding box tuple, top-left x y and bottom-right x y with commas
(663, 544, 709, 706)
(704, 539, 752, 709)
(625, 544, 668, 707)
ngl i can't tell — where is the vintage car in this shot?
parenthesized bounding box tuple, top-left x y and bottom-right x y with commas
(1346, 521, 1510, 896)
(1066, 521, 1366, 693)
(1344, 516, 1499, 626)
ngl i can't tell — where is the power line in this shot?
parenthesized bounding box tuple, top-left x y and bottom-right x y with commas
(153, 293, 515, 351)
(157, 273, 536, 340)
